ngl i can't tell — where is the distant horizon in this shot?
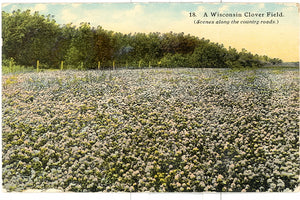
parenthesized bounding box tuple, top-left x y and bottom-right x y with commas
(2, 3, 299, 62)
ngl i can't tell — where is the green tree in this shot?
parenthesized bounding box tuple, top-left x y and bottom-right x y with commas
(94, 26, 117, 67)
(224, 46, 240, 68)
(2, 10, 60, 67)
(190, 41, 227, 68)
(269, 58, 282, 65)
(160, 53, 188, 68)
(51, 23, 76, 68)
(2, 10, 281, 70)
(65, 22, 96, 69)
(238, 49, 262, 68)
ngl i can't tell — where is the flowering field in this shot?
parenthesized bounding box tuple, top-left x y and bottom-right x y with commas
(2, 67, 299, 192)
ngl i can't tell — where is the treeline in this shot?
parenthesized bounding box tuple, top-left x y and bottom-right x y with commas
(2, 10, 282, 69)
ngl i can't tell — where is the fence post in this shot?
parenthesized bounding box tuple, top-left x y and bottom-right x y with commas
(61, 61, 64, 70)
(113, 60, 115, 70)
(98, 61, 101, 70)
(37, 60, 40, 72)
(138, 60, 142, 68)
(80, 62, 83, 70)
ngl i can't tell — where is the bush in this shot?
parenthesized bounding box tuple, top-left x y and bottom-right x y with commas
(190, 43, 227, 68)
(160, 53, 189, 68)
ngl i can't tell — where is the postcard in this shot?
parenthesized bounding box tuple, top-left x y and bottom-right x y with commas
(1, 1, 299, 200)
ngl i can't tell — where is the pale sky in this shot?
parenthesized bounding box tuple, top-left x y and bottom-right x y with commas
(2, 2, 299, 62)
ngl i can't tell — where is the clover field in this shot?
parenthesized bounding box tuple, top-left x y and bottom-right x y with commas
(2, 67, 299, 192)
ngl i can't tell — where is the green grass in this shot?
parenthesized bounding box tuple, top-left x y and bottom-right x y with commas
(2, 65, 35, 74)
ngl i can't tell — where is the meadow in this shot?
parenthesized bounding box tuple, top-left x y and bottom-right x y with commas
(2, 67, 299, 192)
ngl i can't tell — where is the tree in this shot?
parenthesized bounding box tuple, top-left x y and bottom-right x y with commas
(160, 53, 188, 68)
(269, 58, 282, 65)
(65, 22, 96, 69)
(2, 10, 60, 67)
(2, 10, 282, 69)
(238, 49, 262, 68)
(224, 46, 240, 68)
(190, 41, 227, 68)
(161, 32, 179, 55)
(51, 23, 76, 68)
(93, 26, 117, 66)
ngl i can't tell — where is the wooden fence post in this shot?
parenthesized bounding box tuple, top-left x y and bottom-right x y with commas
(80, 62, 83, 70)
(37, 60, 40, 72)
(61, 61, 64, 70)
(113, 60, 115, 70)
(98, 61, 101, 70)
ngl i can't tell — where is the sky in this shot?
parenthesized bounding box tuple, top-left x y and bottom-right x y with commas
(2, 2, 299, 62)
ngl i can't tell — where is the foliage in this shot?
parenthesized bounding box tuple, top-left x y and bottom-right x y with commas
(2, 58, 35, 74)
(190, 41, 227, 68)
(65, 23, 96, 69)
(2, 68, 299, 192)
(2, 10, 282, 70)
(160, 53, 189, 68)
(2, 10, 60, 67)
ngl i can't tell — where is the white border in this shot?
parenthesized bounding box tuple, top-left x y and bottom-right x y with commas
(1, 0, 300, 3)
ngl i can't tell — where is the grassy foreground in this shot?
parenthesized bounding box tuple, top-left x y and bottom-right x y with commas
(2, 68, 299, 192)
